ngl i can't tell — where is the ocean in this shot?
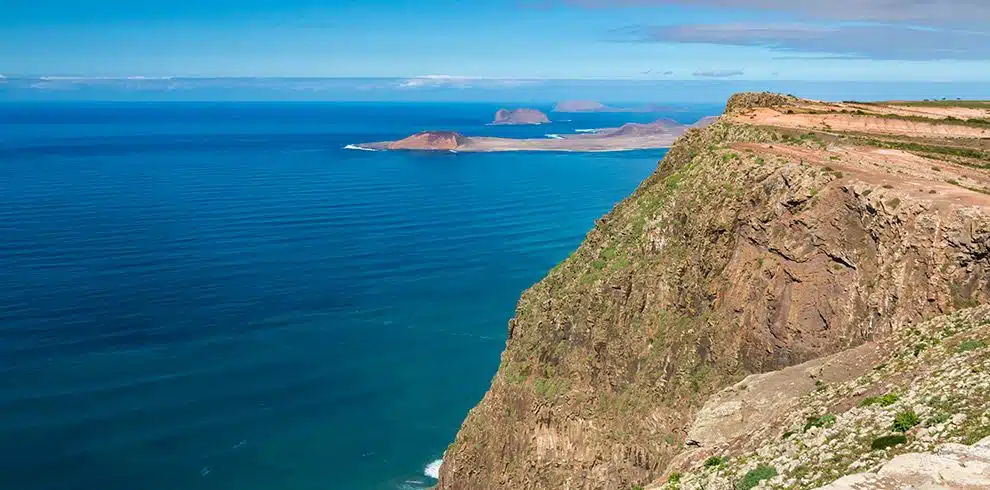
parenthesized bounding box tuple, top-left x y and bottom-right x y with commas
(0, 101, 713, 489)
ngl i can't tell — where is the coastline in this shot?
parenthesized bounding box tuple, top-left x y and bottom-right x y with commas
(350, 117, 717, 153)
(348, 137, 679, 153)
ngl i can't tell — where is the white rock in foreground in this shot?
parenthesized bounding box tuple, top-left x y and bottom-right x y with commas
(815, 437, 990, 489)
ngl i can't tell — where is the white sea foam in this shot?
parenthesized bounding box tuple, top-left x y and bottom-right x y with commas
(424, 459, 443, 479)
(574, 128, 601, 133)
(344, 144, 378, 152)
(544, 134, 564, 140)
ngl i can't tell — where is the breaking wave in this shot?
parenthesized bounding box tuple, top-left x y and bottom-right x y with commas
(424, 459, 443, 479)
(344, 144, 378, 151)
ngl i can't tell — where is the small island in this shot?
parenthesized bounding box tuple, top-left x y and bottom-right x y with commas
(552, 100, 672, 113)
(352, 116, 717, 153)
(492, 108, 551, 125)
(553, 100, 613, 113)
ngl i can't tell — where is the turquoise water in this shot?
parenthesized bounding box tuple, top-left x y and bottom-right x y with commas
(0, 102, 702, 489)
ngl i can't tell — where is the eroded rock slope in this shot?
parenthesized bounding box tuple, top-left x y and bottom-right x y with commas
(437, 93, 990, 490)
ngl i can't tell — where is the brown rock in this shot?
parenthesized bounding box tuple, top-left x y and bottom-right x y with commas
(386, 131, 466, 151)
(493, 108, 551, 125)
(435, 93, 990, 490)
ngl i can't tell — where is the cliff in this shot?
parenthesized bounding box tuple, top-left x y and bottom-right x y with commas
(436, 93, 990, 490)
(493, 108, 551, 125)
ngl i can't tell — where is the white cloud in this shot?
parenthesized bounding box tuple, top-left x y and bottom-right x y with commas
(396, 75, 543, 90)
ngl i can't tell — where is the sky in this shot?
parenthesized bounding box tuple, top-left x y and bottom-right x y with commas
(2, 0, 990, 100)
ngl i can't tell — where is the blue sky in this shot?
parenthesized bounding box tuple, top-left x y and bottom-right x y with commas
(3, 0, 990, 82)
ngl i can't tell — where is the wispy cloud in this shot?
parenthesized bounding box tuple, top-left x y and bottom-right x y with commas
(6, 76, 546, 93)
(693, 69, 745, 78)
(626, 23, 990, 61)
(395, 75, 543, 90)
(554, 0, 990, 26)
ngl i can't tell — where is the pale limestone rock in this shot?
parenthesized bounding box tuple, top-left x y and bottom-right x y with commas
(814, 438, 990, 490)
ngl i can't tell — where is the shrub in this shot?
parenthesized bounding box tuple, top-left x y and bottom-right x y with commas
(704, 456, 726, 468)
(893, 409, 921, 432)
(966, 425, 990, 445)
(957, 340, 987, 353)
(736, 466, 777, 490)
(804, 413, 837, 431)
(861, 393, 899, 407)
(871, 434, 907, 450)
(925, 412, 951, 427)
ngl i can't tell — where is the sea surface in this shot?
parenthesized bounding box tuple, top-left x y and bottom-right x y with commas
(0, 101, 715, 490)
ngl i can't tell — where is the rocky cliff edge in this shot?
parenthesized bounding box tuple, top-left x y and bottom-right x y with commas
(436, 92, 990, 490)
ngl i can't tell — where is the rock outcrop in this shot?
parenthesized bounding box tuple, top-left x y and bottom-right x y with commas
(818, 437, 990, 490)
(493, 108, 551, 125)
(386, 131, 466, 151)
(436, 93, 990, 490)
(654, 305, 990, 489)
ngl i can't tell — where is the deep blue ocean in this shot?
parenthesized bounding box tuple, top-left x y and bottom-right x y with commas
(0, 102, 714, 490)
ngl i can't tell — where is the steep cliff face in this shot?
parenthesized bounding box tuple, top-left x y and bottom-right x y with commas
(437, 93, 990, 490)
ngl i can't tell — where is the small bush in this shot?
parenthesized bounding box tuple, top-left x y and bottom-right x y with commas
(736, 466, 777, 490)
(668, 472, 682, 486)
(804, 413, 837, 431)
(966, 425, 990, 445)
(893, 409, 921, 432)
(704, 456, 726, 468)
(957, 340, 987, 353)
(925, 412, 951, 427)
(871, 434, 907, 450)
(861, 393, 899, 407)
